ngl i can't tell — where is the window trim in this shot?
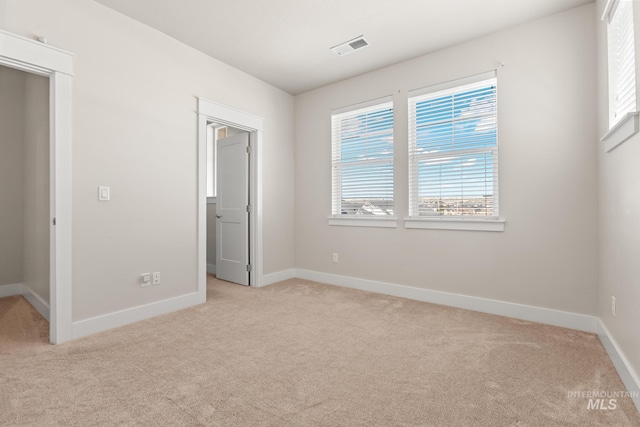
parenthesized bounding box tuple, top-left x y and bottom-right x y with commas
(404, 217, 505, 232)
(328, 217, 398, 228)
(330, 95, 396, 225)
(407, 71, 502, 225)
(601, 112, 639, 153)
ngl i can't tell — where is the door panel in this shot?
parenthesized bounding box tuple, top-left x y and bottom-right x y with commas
(219, 222, 241, 262)
(215, 132, 249, 285)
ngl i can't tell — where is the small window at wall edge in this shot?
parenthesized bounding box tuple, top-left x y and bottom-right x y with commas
(329, 96, 397, 228)
(406, 70, 505, 232)
(601, 0, 639, 153)
(207, 124, 227, 203)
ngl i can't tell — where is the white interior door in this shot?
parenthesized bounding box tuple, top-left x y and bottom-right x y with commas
(216, 132, 249, 285)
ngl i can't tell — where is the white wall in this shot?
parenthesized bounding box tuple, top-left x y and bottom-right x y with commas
(0, 1, 6, 29)
(22, 72, 50, 302)
(294, 4, 598, 315)
(596, 0, 640, 387)
(0, 65, 25, 286)
(4, 0, 295, 321)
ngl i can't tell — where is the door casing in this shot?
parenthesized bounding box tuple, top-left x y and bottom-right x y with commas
(197, 98, 264, 294)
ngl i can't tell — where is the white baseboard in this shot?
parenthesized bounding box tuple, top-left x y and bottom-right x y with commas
(0, 283, 50, 321)
(598, 320, 640, 412)
(21, 285, 50, 321)
(207, 263, 216, 275)
(72, 291, 206, 340)
(294, 269, 599, 333)
(0, 283, 24, 298)
(260, 268, 295, 287)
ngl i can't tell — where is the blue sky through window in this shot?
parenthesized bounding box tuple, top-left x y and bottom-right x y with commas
(335, 104, 394, 208)
(412, 80, 497, 213)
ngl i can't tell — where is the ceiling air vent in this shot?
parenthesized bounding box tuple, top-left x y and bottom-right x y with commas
(331, 36, 370, 56)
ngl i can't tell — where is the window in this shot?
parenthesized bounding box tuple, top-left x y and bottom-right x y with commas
(605, 0, 637, 128)
(408, 72, 498, 220)
(331, 97, 394, 219)
(206, 124, 227, 202)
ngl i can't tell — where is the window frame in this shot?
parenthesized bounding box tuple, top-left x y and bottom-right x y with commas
(329, 96, 397, 228)
(405, 71, 505, 232)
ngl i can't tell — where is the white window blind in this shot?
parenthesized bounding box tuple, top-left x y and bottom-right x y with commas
(331, 98, 394, 216)
(408, 73, 498, 218)
(607, 0, 637, 127)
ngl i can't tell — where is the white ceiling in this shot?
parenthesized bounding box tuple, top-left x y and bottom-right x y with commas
(94, 0, 593, 95)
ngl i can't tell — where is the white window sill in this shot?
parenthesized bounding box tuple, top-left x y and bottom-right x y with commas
(207, 197, 217, 204)
(601, 112, 639, 153)
(404, 217, 506, 232)
(328, 216, 398, 228)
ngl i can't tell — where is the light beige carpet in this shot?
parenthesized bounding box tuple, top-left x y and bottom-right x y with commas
(0, 295, 49, 352)
(1, 276, 638, 426)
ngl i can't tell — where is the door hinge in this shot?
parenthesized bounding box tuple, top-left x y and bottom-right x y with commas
(246, 205, 252, 213)
(246, 146, 253, 154)
(52, 217, 56, 226)
(246, 264, 252, 272)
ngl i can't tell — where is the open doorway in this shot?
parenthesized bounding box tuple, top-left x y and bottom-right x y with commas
(0, 65, 50, 338)
(197, 99, 264, 298)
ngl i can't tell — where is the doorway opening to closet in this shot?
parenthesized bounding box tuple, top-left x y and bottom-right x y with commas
(0, 65, 50, 345)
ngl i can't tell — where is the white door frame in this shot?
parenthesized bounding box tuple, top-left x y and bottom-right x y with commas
(197, 98, 264, 295)
(0, 30, 74, 344)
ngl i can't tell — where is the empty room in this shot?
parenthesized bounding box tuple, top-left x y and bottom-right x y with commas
(1, 0, 639, 425)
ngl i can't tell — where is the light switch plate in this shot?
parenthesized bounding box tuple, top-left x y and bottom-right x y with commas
(98, 186, 110, 201)
(140, 273, 151, 287)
